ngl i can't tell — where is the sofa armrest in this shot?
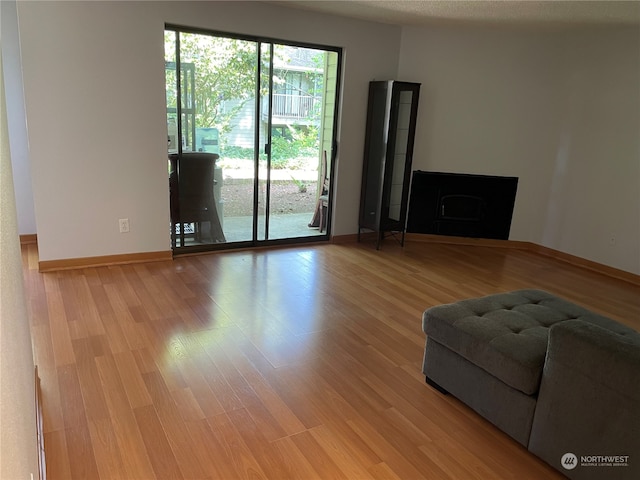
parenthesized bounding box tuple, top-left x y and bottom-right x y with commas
(545, 319, 640, 398)
(528, 320, 640, 480)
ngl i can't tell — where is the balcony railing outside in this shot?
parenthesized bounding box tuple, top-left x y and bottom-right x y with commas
(266, 93, 321, 120)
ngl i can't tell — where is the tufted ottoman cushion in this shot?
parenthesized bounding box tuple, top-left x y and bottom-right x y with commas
(422, 289, 628, 395)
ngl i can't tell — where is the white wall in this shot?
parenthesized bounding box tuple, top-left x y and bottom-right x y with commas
(0, 36, 39, 479)
(399, 25, 640, 274)
(544, 28, 640, 274)
(2, 0, 36, 235)
(17, 0, 401, 261)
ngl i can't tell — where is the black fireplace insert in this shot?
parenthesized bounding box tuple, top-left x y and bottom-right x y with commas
(407, 171, 518, 240)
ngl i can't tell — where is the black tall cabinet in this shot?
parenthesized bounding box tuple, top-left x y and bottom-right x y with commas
(358, 81, 420, 249)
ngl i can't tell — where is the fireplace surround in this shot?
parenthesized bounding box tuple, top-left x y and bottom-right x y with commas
(407, 171, 518, 240)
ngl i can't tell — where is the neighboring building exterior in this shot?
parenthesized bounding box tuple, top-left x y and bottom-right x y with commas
(225, 45, 327, 150)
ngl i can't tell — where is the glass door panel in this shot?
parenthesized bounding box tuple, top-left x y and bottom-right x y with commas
(268, 45, 338, 240)
(166, 31, 258, 248)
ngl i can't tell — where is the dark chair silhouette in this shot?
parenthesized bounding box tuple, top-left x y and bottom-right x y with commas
(169, 152, 225, 247)
(309, 150, 330, 232)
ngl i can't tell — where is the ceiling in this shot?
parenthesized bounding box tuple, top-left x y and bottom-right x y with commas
(269, 1, 640, 27)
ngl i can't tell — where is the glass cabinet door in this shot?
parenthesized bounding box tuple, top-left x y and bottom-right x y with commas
(360, 82, 391, 230)
(385, 88, 415, 223)
(359, 81, 420, 249)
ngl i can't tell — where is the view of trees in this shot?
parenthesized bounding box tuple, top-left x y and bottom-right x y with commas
(165, 30, 327, 167)
(165, 32, 257, 138)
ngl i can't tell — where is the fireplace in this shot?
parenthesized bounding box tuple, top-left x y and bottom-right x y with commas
(407, 171, 518, 240)
(439, 194, 485, 221)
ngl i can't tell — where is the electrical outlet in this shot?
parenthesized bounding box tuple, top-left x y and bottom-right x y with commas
(609, 234, 616, 245)
(119, 218, 130, 233)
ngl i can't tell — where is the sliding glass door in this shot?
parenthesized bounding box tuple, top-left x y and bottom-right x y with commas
(165, 27, 340, 252)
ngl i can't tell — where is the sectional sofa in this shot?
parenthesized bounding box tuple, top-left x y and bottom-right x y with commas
(422, 289, 640, 480)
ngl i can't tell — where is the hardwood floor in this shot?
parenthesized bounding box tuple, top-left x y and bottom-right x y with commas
(22, 241, 640, 479)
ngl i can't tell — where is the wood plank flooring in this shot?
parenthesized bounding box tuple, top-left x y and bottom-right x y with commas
(22, 241, 640, 479)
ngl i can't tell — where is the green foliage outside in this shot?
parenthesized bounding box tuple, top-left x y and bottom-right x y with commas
(165, 31, 256, 138)
(220, 125, 318, 169)
(270, 125, 318, 167)
(166, 31, 325, 170)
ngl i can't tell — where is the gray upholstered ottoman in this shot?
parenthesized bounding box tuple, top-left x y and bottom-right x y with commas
(421, 289, 629, 446)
